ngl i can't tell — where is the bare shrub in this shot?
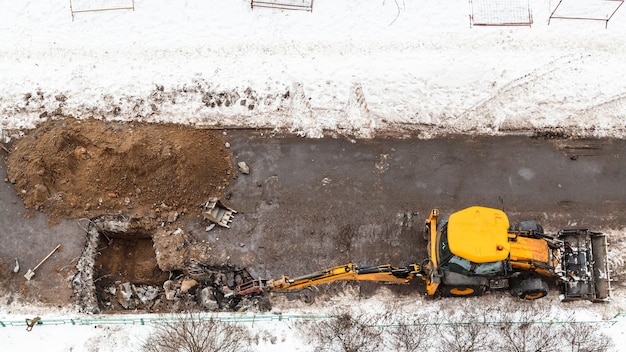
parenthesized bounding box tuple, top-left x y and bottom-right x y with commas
(494, 304, 561, 352)
(140, 313, 252, 352)
(296, 309, 385, 352)
(559, 321, 613, 352)
(387, 315, 433, 352)
(497, 321, 560, 352)
(434, 300, 494, 352)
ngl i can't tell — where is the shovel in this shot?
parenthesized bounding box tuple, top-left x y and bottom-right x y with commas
(24, 244, 61, 281)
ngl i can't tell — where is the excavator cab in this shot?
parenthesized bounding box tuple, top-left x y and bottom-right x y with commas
(424, 207, 510, 297)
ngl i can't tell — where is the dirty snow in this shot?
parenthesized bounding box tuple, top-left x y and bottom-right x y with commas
(1, 0, 626, 350)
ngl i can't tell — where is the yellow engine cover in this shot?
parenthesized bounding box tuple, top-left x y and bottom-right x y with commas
(509, 236, 550, 264)
(447, 206, 510, 263)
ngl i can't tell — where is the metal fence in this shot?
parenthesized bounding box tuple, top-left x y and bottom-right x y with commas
(2, 312, 624, 329)
(548, 0, 624, 29)
(69, 0, 135, 21)
(251, 0, 314, 12)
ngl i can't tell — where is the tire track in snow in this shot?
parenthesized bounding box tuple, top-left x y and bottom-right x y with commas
(569, 92, 626, 131)
(452, 54, 588, 132)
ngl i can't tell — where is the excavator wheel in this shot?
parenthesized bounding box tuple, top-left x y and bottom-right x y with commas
(440, 285, 484, 297)
(510, 277, 549, 300)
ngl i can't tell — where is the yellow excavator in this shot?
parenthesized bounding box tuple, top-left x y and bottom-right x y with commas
(236, 206, 610, 302)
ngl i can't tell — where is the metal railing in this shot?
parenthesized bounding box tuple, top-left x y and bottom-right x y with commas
(69, 0, 135, 21)
(548, 0, 624, 29)
(251, 0, 314, 12)
(2, 312, 624, 329)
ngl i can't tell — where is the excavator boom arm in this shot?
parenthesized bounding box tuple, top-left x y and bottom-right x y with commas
(235, 263, 420, 295)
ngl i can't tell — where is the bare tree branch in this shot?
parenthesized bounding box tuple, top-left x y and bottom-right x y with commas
(494, 304, 561, 352)
(388, 315, 432, 352)
(140, 312, 252, 352)
(434, 301, 494, 352)
(296, 309, 385, 352)
(559, 320, 613, 352)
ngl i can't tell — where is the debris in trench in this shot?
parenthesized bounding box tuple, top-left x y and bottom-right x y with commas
(163, 280, 176, 301)
(202, 197, 237, 228)
(13, 258, 19, 273)
(200, 287, 220, 310)
(117, 282, 134, 309)
(95, 273, 261, 312)
(135, 284, 160, 304)
(181, 279, 198, 293)
(100, 282, 164, 310)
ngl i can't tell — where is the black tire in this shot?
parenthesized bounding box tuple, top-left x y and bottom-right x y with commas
(510, 277, 549, 300)
(439, 285, 485, 297)
(299, 288, 315, 304)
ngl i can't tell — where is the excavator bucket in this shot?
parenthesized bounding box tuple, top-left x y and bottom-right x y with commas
(202, 197, 237, 228)
(559, 229, 611, 302)
(233, 279, 267, 297)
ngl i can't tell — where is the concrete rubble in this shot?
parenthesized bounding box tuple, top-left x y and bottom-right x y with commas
(237, 161, 250, 174)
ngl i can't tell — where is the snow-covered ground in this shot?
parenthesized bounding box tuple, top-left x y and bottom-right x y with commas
(2, 0, 626, 350)
(1, 285, 626, 351)
(2, 0, 626, 140)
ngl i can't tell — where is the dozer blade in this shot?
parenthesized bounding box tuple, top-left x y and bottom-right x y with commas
(559, 229, 610, 302)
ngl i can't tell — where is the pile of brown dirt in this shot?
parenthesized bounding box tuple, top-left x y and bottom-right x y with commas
(6, 117, 233, 220)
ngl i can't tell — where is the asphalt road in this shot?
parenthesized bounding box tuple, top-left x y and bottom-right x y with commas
(189, 133, 626, 281)
(1, 134, 625, 305)
(225, 133, 625, 223)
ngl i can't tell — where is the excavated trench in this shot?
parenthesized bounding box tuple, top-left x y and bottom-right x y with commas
(3, 118, 259, 313)
(72, 216, 258, 314)
(94, 224, 168, 312)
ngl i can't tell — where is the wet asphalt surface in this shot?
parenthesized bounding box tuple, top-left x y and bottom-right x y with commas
(1, 133, 625, 306)
(190, 133, 626, 281)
